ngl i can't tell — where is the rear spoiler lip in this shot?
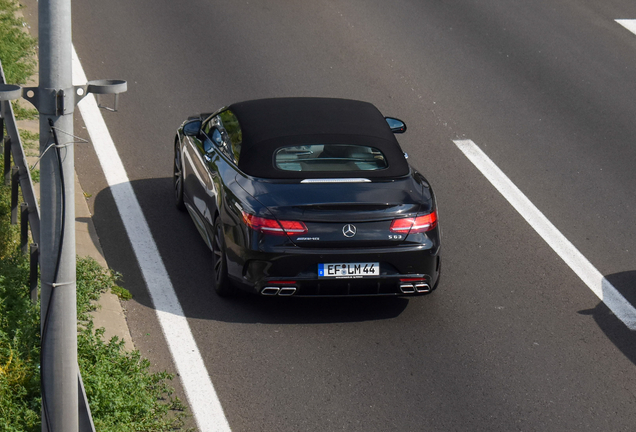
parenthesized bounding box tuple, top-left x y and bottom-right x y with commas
(300, 178, 371, 184)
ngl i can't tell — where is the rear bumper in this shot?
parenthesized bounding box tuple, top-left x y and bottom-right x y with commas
(227, 243, 441, 296)
(253, 274, 439, 297)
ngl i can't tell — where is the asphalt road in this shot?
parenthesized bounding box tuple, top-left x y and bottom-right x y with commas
(39, 0, 636, 430)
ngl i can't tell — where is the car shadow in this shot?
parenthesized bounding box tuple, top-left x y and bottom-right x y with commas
(90, 177, 410, 325)
(203, 294, 411, 325)
(577, 270, 636, 367)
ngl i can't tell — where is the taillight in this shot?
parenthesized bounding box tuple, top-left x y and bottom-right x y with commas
(390, 211, 437, 234)
(241, 211, 308, 236)
(389, 218, 414, 233)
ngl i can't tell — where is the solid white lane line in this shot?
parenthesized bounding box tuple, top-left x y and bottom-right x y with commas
(72, 47, 232, 432)
(616, 19, 636, 36)
(453, 139, 636, 330)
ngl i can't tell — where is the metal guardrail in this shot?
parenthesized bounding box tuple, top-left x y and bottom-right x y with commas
(1, 61, 96, 432)
(1, 71, 40, 302)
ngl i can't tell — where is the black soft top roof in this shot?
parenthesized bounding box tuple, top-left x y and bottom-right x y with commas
(226, 98, 410, 179)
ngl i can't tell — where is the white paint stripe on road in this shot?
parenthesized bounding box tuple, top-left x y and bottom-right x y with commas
(454, 139, 636, 330)
(616, 19, 636, 36)
(72, 46, 232, 431)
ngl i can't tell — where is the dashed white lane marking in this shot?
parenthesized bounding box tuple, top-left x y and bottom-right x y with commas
(454, 139, 636, 330)
(72, 46, 232, 431)
(616, 19, 636, 36)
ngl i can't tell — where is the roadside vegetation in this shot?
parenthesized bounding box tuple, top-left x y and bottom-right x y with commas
(1, 1, 190, 430)
(0, 179, 189, 430)
(0, 0, 37, 85)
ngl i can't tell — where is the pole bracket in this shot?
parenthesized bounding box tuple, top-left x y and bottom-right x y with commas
(80, 79, 128, 112)
(3, 79, 127, 115)
(22, 87, 75, 115)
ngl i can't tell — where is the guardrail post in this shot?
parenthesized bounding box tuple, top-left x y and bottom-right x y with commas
(0, 115, 4, 160)
(30, 243, 39, 303)
(3, 136, 10, 185)
(21, 202, 29, 254)
(11, 165, 18, 224)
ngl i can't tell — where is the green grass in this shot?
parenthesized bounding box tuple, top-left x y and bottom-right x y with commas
(12, 103, 38, 121)
(18, 129, 39, 157)
(0, 0, 37, 85)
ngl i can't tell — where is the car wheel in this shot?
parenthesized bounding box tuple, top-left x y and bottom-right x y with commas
(212, 217, 234, 297)
(174, 140, 185, 211)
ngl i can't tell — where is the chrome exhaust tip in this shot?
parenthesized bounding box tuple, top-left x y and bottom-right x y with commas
(415, 283, 431, 293)
(261, 287, 280, 296)
(400, 284, 416, 294)
(278, 287, 297, 296)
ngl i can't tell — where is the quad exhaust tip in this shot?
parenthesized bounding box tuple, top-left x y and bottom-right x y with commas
(415, 283, 431, 293)
(399, 282, 430, 294)
(278, 287, 297, 296)
(399, 283, 416, 294)
(261, 286, 297, 296)
(261, 287, 280, 296)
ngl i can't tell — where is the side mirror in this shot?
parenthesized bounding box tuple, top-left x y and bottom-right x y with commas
(183, 120, 202, 137)
(385, 117, 407, 134)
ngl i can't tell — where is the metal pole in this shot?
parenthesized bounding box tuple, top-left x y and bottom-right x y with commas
(39, 0, 77, 430)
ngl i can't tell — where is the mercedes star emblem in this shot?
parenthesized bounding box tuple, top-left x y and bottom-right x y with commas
(342, 224, 357, 238)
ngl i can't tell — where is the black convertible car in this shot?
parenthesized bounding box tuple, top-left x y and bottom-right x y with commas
(173, 97, 441, 297)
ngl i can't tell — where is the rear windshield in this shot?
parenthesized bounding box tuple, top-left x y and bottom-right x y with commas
(275, 144, 388, 172)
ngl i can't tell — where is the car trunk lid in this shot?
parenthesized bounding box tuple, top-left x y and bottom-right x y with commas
(236, 175, 431, 247)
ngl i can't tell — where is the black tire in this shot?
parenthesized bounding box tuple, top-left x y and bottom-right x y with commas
(212, 217, 234, 297)
(174, 140, 186, 211)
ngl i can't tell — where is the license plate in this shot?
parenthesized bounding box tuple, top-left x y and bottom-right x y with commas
(318, 262, 380, 278)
